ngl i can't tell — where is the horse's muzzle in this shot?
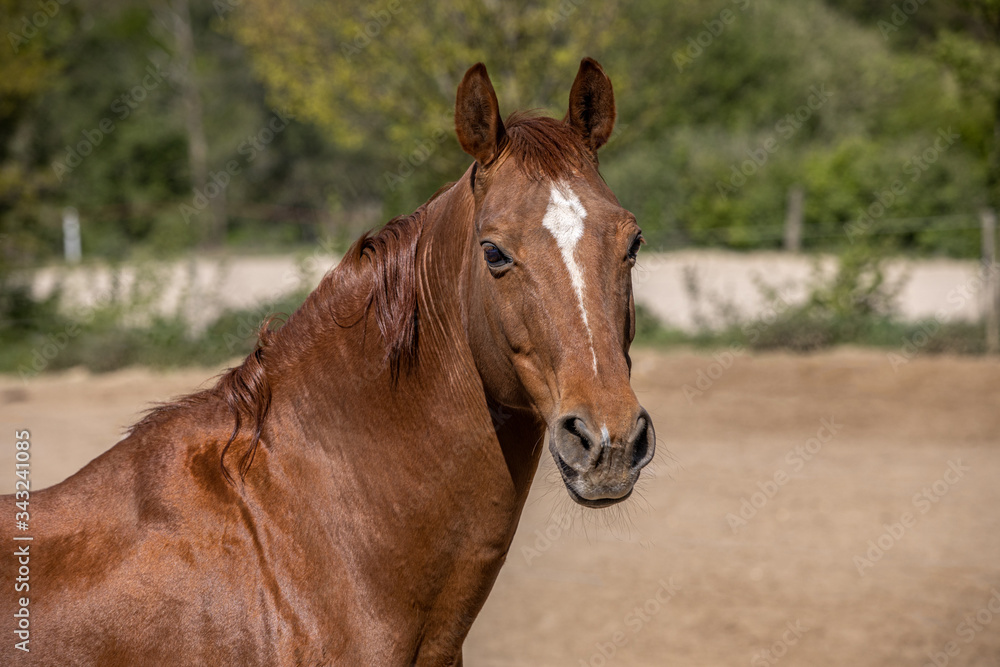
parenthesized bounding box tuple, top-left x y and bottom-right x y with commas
(549, 407, 655, 507)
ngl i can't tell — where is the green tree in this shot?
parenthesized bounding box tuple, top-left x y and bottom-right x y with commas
(228, 0, 628, 208)
(0, 0, 73, 266)
(933, 1, 1000, 212)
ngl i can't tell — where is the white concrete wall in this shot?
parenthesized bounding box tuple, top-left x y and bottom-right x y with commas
(27, 249, 994, 333)
(633, 250, 992, 331)
(30, 253, 339, 332)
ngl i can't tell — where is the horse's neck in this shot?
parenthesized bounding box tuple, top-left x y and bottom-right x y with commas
(266, 179, 544, 522)
(421, 182, 548, 492)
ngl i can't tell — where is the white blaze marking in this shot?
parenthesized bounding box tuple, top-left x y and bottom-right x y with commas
(541, 183, 597, 374)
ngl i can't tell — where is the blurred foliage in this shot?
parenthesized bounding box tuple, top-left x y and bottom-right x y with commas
(0, 0, 997, 266)
(2, 0, 1000, 369)
(0, 0, 355, 269)
(228, 0, 996, 254)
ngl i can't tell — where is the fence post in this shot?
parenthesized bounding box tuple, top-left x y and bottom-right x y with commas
(982, 208, 999, 355)
(63, 207, 81, 264)
(783, 186, 804, 252)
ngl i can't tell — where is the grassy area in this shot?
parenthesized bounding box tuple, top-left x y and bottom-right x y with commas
(1, 292, 986, 381)
(633, 304, 986, 355)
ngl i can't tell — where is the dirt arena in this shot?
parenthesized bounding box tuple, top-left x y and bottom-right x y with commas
(1, 348, 998, 666)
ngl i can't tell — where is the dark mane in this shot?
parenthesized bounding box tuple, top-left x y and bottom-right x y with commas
(502, 112, 592, 179)
(331, 207, 425, 379)
(216, 326, 273, 486)
(128, 199, 435, 486)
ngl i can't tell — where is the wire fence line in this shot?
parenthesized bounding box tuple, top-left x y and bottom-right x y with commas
(32, 201, 988, 250)
(678, 213, 981, 244)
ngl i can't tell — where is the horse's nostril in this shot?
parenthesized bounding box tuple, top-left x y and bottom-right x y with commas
(555, 452, 579, 480)
(630, 412, 655, 469)
(554, 415, 601, 472)
(563, 417, 591, 451)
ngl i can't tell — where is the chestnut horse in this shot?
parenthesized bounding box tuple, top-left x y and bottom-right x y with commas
(1, 58, 654, 665)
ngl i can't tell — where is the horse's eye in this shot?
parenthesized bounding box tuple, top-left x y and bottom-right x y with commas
(627, 234, 643, 261)
(482, 243, 509, 270)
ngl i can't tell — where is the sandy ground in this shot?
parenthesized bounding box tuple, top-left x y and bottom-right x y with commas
(1, 348, 999, 666)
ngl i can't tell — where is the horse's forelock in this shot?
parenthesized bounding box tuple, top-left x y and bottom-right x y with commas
(502, 112, 593, 181)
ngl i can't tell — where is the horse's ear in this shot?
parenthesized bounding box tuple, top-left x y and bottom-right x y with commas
(565, 57, 616, 155)
(455, 63, 506, 166)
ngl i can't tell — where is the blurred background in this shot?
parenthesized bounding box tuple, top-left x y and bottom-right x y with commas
(1, 1, 999, 665)
(1, 0, 1000, 367)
